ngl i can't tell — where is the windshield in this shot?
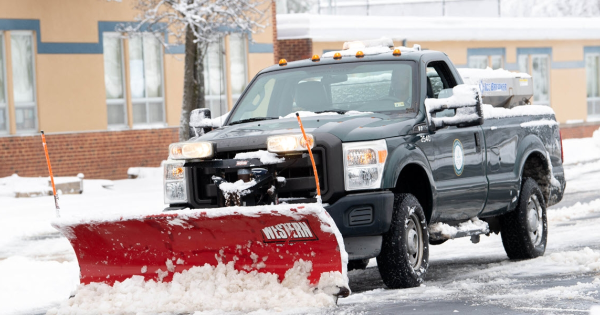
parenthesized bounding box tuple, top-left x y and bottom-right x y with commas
(228, 61, 417, 125)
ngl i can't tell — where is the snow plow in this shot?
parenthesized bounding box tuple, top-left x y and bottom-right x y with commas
(52, 204, 349, 297)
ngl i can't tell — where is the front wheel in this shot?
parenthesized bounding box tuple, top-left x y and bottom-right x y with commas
(500, 178, 548, 259)
(377, 194, 429, 289)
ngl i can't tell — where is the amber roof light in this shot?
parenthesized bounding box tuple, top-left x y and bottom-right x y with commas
(393, 49, 401, 56)
(356, 51, 364, 58)
(279, 59, 288, 66)
(333, 52, 342, 60)
(311, 54, 320, 62)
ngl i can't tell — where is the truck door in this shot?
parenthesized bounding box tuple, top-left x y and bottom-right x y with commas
(423, 61, 488, 221)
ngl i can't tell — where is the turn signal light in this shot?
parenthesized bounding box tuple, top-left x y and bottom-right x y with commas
(356, 51, 364, 58)
(311, 54, 320, 62)
(393, 49, 401, 56)
(333, 52, 342, 60)
(279, 59, 288, 66)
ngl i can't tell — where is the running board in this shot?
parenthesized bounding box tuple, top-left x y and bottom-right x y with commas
(429, 218, 490, 242)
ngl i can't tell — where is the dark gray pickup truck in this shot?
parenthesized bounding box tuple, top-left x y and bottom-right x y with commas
(162, 42, 566, 289)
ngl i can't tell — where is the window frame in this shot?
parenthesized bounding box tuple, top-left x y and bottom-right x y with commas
(10, 30, 38, 134)
(229, 33, 248, 106)
(518, 53, 551, 106)
(129, 33, 166, 128)
(0, 32, 8, 134)
(204, 36, 229, 118)
(586, 53, 600, 121)
(103, 32, 129, 130)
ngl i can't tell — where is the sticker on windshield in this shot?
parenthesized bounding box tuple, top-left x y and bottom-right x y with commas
(453, 139, 464, 176)
(394, 102, 405, 107)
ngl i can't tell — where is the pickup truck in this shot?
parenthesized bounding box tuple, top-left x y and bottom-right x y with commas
(163, 41, 566, 289)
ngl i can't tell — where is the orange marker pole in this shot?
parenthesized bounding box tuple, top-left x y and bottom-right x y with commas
(41, 131, 60, 217)
(295, 113, 321, 202)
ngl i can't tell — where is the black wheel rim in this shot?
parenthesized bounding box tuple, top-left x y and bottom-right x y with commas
(404, 211, 424, 269)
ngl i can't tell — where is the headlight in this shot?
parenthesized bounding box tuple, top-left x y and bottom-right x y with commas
(343, 140, 388, 191)
(267, 134, 314, 153)
(169, 141, 214, 160)
(164, 161, 188, 204)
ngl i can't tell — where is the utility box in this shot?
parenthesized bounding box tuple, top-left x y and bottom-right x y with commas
(458, 68, 534, 108)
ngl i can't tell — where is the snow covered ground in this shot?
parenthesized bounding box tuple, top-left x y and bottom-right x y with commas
(1, 134, 600, 314)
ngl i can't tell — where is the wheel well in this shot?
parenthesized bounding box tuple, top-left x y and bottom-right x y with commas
(393, 164, 433, 222)
(521, 152, 551, 202)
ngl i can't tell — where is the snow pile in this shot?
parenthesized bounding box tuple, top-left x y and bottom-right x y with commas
(322, 46, 390, 58)
(547, 248, 600, 273)
(425, 85, 481, 128)
(548, 199, 600, 223)
(190, 110, 230, 129)
(234, 150, 284, 165)
(47, 260, 339, 314)
(429, 217, 489, 239)
(562, 136, 600, 165)
(127, 166, 163, 179)
(0, 174, 52, 197)
(482, 104, 555, 119)
(594, 127, 600, 148)
(217, 179, 257, 199)
(458, 67, 531, 86)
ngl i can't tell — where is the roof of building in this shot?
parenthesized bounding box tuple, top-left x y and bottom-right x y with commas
(277, 14, 600, 42)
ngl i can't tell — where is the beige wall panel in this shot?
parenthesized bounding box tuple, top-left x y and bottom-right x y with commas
(36, 54, 107, 132)
(550, 68, 587, 123)
(251, 1, 274, 44)
(0, 0, 137, 43)
(553, 43, 583, 62)
(164, 54, 185, 127)
(248, 53, 274, 79)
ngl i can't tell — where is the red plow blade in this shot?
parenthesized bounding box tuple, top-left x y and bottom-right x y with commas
(53, 204, 348, 296)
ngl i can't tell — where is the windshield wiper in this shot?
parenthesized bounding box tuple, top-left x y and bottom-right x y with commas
(313, 110, 349, 114)
(229, 117, 279, 125)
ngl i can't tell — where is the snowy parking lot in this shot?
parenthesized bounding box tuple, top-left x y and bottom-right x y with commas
(1, 134, 600, 315)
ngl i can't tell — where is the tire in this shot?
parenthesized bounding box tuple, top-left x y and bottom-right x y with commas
(347, 259, 370, 271)
(500, 178, 548, 259)
(376, 194, 429, 289)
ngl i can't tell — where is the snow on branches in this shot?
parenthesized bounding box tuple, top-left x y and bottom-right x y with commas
(121, 0, 267, 47)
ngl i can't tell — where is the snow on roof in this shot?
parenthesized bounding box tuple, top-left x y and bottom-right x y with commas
(277, 14, 600, 42)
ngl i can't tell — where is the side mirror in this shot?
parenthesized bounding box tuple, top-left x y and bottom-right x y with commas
(425, 85, 483, 132)
(189, 108, 213, 139)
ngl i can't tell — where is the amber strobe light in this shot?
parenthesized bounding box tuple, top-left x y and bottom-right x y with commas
(393, 48, 401, 56)
(295, 113, 321, 200)
(41, 131, 60, 217)
(356, 51, 364, 58)
(333, 52, 342, 60)
(311, 54, 320, 62)
(279, 59, 288, 66)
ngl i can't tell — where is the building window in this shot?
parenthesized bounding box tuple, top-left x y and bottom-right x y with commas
(203, 34, 248, 117)
(587, 53, 600, 120)
(468, 55, 503, 69)
(229, 33, 248, 105)
(519, 54, 550, 105)
(129, 34, 165, 126)
(0, 33, 7, 133)
(103, 33, 127, 127)
(204, 37, 227, 117)
(11, 31, 37, 131)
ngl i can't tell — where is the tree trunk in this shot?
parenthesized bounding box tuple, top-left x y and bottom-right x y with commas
(179, 24, 199, 141)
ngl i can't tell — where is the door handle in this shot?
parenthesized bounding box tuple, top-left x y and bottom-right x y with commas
(474, 133, 481, 153)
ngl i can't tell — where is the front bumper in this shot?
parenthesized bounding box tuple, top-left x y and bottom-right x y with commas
(325, 191, 394, 237)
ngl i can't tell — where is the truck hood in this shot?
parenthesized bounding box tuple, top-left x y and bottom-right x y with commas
(196, 112, 416, 143)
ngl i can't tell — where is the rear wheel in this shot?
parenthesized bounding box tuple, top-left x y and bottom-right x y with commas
(500, 178, 548, 259)
(377, 194, 429, 289)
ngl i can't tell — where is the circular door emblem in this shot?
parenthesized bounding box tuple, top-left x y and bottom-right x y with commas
(453, 139, 464, 176)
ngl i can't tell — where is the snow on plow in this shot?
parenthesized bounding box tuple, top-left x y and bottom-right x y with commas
(52, 203, 349, 307)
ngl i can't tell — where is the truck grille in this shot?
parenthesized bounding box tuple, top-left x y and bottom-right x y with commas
(187, 148, 328, 207)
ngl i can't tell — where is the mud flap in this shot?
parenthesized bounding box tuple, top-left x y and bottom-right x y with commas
(53, 204, 349, 297)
